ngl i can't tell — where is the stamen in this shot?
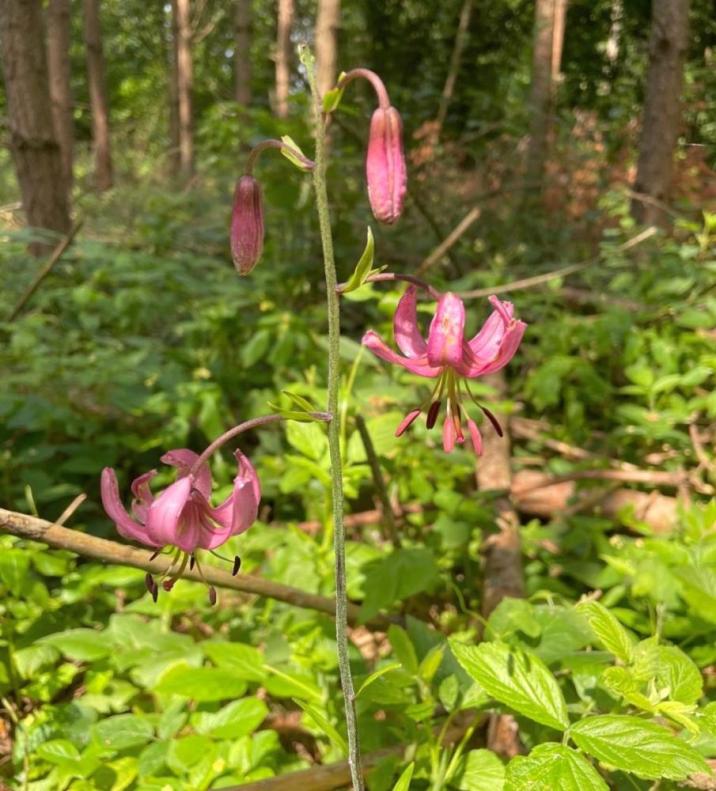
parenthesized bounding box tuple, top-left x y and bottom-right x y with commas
(395, 408, 421, 437)
(189, 555, 196, 571)
(481, 405, 504, 437)
(145, 572, 155, 593)
(232, 556, 242, 576)
(149, 549, 161, 561)
(150, 584, 158, 603)
(208, 586, 217, 606)
(426, 401, 441, 429)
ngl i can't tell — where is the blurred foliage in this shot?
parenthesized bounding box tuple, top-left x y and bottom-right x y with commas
(1, 0, 716, 788)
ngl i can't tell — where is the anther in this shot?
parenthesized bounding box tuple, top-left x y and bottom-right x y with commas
(426, 401, 441, 429)
(481, 405, 504, 437)
(208, 586, 217, 606)
(189, 555, 196, 571)
(232, 556, 242, 576)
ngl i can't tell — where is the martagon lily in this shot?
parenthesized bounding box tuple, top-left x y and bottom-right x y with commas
(101, 448, 260, 602)
(362, 287, 526, 454)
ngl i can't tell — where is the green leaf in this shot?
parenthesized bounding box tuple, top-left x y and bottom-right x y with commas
(576, 601, 635, 662)
(155, 663, 248, 702)
(486, 598, 541, 641)
(418, 644, 446, 684)
(294, 700, 347, 754)
(322, 73, 346, 112)
(285, 420, 328, 461)
(356, 662, 403, 698)
(279, 135, 313, 171)
(262, 665, 322, 702)
(41, 629, 111, 662)
(361, 549, 439, 621)
(453, 749, 505, 791)
(570, 714, 710, 781)
(94, 714, 154, 750)
(450, 640, 569, 731)
(505, 744, 607, 791)
(388, 625, 419, 675)
(202, 642, 264, 682)
(654, 645, 703, 705)
(194, 697, 268, 739)
(392, 762, 414, 791)
(341, 227, 375, 294)
(36, 739, 80, 767)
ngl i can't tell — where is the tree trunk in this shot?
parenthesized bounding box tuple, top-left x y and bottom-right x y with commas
(551, 0, 568, 86)
(0, 0, 71, 244)
(606, 0, 623, 64)
(275, 0, 294, 118)
(235, 0, 252, 105)
(631, 0, 690, 226)
(46, 0, 74, 184)
(315, 0, 340, 98)
(525, 0, 555, 192)
(168, 1, 180, 172)
(83, 0, 113, 190)
(434, 0, 474, 142)
(171, 0, 194, 177)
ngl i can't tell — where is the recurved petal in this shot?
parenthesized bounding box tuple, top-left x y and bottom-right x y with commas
(130, 469, 157, 522)
(427, 292, 466, 368)
(101, 467, 158, 546)
(145, 477, 192, 548)
(362, 330, 441, 377)
(471, 319, 527, 376)
(467, 308, 508, 362)
(394, 286, 427, 358)
(161, 448, 212, 499)
(209, 457, 261, 543)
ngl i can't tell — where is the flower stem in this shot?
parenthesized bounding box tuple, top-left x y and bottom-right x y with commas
(302, 46, 364, 790)
(189, 412, 330, 475)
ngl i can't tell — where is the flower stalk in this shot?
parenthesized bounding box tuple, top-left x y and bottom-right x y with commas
(302, 46, 364, 790)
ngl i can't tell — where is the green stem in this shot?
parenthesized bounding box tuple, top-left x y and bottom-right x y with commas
(303, 47, 364, 790)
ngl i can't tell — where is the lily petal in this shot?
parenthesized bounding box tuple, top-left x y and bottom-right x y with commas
(362, 330, 441, 377)
(210, 457, 261, 541)
(394, 286, 427, 358)
(145, 477, 192, 548)
(130, 469, 157, 522)
(427, 292, 466, 368)
(161, 448, 212, 499)
(101, 467, 159, 546)
(458, 321, 527, 378)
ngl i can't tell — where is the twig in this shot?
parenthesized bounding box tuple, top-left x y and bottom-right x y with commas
(511, 467, 688, 494)
(415, 206, 481, 275)
(0, 508, 392, 630)
(354, 416, 401, 548)
(55, 494, 87, 526)
(460, 226, 658, 299)
(8, 220, 83, 321)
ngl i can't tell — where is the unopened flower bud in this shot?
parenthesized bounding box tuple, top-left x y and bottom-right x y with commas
(230, 175, 264, 275)
(366, 106, 406, 225)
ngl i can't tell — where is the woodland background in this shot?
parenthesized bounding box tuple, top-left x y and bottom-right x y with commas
(0, 0, 715, 789)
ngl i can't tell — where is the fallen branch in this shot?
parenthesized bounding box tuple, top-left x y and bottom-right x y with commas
(461, 226, 657, 299)
(0, 508, 392, 629)
(511, 470, 679, 533)
(512, 467, 688, 492)
(217, 715, 479, 791)
(8, 220, 83, 321)
(416, 206, 481, 275)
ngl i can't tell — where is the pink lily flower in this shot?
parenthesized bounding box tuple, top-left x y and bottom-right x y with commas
(101, 448, 260, 600)
(362, 288, 526, 454)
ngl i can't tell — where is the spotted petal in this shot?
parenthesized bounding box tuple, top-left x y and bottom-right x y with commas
(427, 292, 466, 368)
(161, 448, 212, 499)
(145, 477, 192, 548)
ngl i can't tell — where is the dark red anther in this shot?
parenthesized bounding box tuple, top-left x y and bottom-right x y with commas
(189, 555, 196, 571)
(232, 556, 242, 576)
(208, 586, 217, 606)
(426, 400, 441, 429)
(481, 405, 504, 437)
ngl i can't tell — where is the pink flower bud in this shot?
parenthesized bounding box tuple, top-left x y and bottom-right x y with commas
(230, 175, 264, 275)
(366, 106, 406, 225)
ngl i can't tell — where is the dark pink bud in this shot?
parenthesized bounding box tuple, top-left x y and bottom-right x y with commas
(366, 106, 407, 225)
(230, 175, 264, 275)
